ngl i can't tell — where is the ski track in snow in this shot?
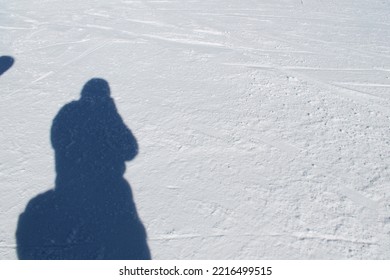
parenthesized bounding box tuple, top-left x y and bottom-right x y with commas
(1, 0, 390, 259)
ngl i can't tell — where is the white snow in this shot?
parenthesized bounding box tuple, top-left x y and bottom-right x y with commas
(1, 0, 390, 259)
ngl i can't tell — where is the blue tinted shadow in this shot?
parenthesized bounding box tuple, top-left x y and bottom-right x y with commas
(0, 56, 14, 76)
(16, 78, 151, 259)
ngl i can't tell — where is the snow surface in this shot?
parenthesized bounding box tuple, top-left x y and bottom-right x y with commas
(1, 0, 390, 259)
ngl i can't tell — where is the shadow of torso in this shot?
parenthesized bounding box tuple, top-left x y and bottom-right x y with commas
(16, 79, 151, 259)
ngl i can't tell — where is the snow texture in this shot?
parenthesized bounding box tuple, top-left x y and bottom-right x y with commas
(1, 0, 390, 259)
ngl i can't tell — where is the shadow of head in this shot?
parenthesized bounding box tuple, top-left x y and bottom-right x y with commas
(80, 78, 111, 102)
(0, 56, 14, 76)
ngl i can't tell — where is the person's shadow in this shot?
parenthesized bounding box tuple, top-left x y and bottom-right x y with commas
(16, 78, 151, 259)
(0, 56, 14, 76)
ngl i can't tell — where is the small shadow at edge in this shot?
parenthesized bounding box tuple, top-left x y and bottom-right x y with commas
(0, 56, 14, 76)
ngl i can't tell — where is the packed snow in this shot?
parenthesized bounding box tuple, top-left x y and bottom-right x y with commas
(1, 0, 390, 259)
